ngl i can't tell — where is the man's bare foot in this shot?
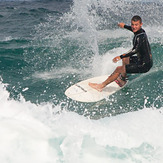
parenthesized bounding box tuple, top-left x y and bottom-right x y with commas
(88, 82, 104, 92)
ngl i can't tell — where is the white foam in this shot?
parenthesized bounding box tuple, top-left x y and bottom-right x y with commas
(0, 81, 163, 163)
(0, 82, 58, 163)
(90, 47, 130, 76)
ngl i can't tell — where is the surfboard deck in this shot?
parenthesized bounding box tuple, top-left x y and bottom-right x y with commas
(65, 75, 127, 103)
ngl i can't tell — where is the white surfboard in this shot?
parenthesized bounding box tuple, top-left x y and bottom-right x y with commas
(65, 75, 127, 103)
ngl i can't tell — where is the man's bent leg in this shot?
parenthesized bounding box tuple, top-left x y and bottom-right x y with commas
(121, 57, 129, 78)
(88, 72, 120, 92)
(89, 65, 126, 91)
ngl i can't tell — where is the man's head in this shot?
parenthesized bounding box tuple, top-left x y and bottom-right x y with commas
(131, 15, 143, 33)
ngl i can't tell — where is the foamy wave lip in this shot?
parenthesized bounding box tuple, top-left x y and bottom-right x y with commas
(0, 80, 59, 162)
(0, 79, 163, 163)
(0, 36, 14, 42)
(0, 36, 20, 42)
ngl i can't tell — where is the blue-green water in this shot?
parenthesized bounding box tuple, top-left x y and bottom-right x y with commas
(0, 0, 163, 162)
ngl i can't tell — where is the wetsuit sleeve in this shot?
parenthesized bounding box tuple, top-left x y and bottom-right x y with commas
(124, 25, 132, 32)
(120, 34, 144, 59)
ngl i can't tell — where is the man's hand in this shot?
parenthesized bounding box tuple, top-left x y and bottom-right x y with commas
(113, 56, 121, 63)
(118, 23, 125, 28)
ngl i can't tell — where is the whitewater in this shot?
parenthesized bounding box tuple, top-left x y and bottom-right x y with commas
(0, 81, 163, 163)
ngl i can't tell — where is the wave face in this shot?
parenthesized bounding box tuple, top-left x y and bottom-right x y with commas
(0, 0, 163, 162)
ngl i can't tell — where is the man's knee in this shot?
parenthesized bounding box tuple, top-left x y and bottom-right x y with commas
(115, 66, 122, 73)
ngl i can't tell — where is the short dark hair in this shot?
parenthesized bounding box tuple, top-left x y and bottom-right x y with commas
(131, 15, 142, 23)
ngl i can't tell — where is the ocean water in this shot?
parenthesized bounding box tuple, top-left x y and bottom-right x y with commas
(0, 0, 163, 162)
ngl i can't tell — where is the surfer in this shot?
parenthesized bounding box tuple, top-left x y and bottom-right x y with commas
(89, 15, 153, 92)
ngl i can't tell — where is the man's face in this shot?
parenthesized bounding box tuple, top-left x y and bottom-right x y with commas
(131, 20, 142, 33)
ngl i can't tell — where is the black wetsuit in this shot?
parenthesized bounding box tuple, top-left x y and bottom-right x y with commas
(120, 25, 153, 73)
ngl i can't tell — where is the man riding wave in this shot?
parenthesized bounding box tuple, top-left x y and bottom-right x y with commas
(89, 15, 153, 91)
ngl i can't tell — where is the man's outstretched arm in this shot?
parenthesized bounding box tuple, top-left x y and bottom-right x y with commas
(118, 23, 132, 32)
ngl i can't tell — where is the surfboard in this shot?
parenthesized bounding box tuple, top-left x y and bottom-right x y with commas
(65, 75, 127, 103)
